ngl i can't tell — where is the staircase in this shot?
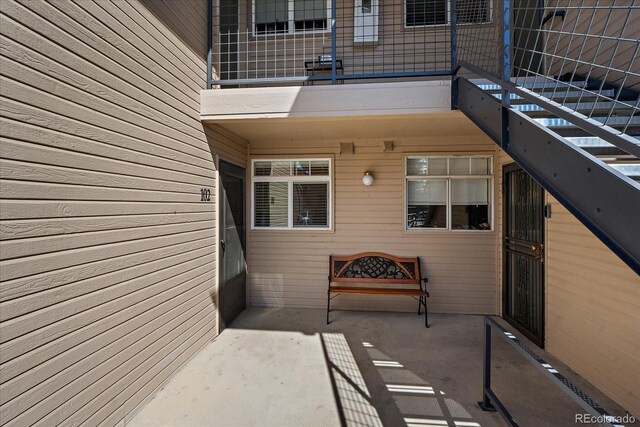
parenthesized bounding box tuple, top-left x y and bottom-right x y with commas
(477, 79, 640, 182)
(455, 76, 640, 275)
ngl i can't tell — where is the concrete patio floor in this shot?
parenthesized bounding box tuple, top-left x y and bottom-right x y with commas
(129, 308, 636, 427)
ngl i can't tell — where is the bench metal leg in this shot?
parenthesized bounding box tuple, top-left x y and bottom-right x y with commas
(327, 290, 331, 324)
(418, 296, 422, 315)
(424, 298, 429, 328)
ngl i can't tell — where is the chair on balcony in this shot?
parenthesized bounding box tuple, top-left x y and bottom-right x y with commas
(304, 55, 343, 85)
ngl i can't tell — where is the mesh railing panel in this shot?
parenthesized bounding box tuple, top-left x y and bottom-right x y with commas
(456, 0, 640, 135)
(456, 0, 502, 77)
(212, 0, 456, 84)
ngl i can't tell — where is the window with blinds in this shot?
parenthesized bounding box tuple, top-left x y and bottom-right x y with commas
(405, 0, 491, 27)
(406, 156, 493, 231)
(253, 0, 329, 35)
(252, 159, 331, 230)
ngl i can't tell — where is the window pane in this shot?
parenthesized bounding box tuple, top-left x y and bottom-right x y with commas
(406, 0, 447, 26)
(254, 161, 291, 176)
(294, 160, 310, 176)
(407, 158, 447, 176)
(293, 183, 328, 227)
(294, 0, 327, 30)
(310, 160, 330, 175)
(451, 179, 491, 230)
(254, 161, 272, 176)
(407, 180, 447, 228)
(449, 157, 471, 175)
(255, 0, 288, 24)
(471, 157, 490, 175)
(457, 0, 490, 24)
(254, 182, 288, 227)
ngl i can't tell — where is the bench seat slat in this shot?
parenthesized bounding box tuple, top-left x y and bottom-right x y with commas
(330, 286, 428, 297)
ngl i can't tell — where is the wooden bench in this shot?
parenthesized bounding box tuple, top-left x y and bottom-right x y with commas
(328, 252, 430, 328)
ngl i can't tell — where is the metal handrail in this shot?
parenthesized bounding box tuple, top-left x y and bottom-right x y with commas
(479, 316, 623, 427)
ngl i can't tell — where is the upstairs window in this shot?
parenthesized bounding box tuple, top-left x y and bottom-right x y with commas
(406, 0, 447, 26)
(254, 0, 330, 35)
(252, 159, 331, 230)
(405, 0, 491, 27)
(406, 156, 493, 231)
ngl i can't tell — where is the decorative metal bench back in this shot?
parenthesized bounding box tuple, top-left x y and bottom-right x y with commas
(330, 252, 421, 284)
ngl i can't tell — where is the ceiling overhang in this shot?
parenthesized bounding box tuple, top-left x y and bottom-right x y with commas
(200, 80, 482, 141)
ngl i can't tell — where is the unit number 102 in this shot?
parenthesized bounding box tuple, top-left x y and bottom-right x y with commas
(200, 188, 211, 201)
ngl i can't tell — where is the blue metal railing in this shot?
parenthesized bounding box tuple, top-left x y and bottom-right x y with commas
(479, 317, 626, 427)
(207, 0, 456, 86)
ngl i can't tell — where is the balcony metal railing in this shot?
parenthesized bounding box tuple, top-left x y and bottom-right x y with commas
(208, 0, 473, 85)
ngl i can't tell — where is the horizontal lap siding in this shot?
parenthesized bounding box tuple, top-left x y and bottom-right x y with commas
(0, 1, 216, 426)
(248, 133, 499, 314)
(545, 197, 640, 417)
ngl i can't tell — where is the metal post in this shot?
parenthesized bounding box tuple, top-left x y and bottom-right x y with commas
(501, 0, 511, 149)
(478, 321, 496, 411)
(331, 0, 337, 85)
(450, 0, 458, 109)
(207, 0, 213, 89)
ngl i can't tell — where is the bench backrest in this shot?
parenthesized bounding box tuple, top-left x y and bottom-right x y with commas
(330, 252, 422, 284)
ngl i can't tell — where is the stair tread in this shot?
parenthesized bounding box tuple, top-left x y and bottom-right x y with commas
(515, 101, 639, 114)
(534, 116, 640, 128)
(492, 89, 617, 102)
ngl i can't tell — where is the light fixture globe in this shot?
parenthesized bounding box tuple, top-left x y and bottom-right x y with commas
(362, 170, 374, 186)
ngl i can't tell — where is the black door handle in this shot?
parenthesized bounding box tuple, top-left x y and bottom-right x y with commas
(220, 240, 226, 255)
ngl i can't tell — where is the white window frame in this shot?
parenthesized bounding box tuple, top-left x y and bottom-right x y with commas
(403, 0, 493, 29)
(404, 155, 494, 232)
(251, 158, 333, 231)
(252, 0, 332, 37)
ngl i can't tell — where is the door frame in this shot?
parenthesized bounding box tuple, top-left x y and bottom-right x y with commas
(218, 159, 247, 332)
(502, 162, 546, 348)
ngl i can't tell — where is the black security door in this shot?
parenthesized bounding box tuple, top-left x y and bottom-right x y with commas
(503, 164, 545, 347)
(219, 161, 246, 331)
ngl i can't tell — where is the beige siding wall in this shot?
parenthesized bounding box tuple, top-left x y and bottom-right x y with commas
(0, 1, 216, 426)
(545, 197, 640, 417)
(247, 129, 500, 314)
(205, 124, 249, 167)
(494, 149, 640, 417)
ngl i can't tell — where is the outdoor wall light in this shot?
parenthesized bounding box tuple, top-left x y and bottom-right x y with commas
(362, 170, 374, 186)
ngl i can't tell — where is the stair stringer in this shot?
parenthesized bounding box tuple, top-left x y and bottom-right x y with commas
(457, 77, 640, 276)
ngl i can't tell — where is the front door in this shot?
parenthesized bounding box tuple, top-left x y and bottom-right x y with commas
(219, 161, 246, 331)
(503, 164, 545, 347)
